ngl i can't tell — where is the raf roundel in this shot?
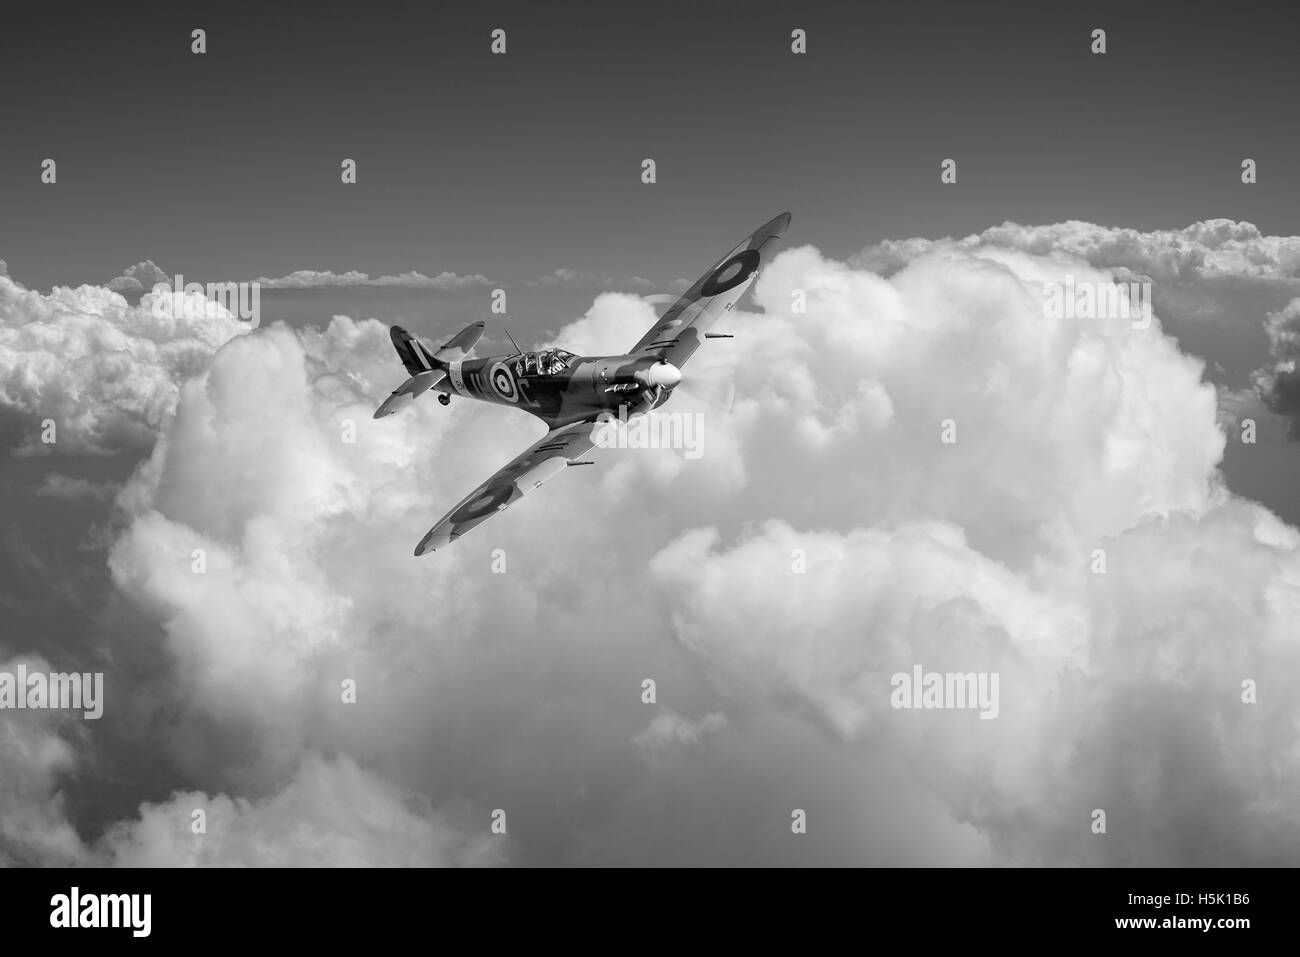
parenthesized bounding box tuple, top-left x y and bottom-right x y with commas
(489, 361, 518, 402)
(699, 248, 761, 297)
(459, 486, 512, 520)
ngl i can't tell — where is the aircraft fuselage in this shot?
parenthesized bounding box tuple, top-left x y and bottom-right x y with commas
(434, 351, 679, 428)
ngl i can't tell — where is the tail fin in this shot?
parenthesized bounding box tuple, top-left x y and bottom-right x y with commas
(376, 322, 487, 419)
(391, 325, 438, 376)
(389, 321, 486, 374)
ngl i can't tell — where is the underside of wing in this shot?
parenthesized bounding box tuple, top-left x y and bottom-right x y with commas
(433, 320, 485, 363)
(627, 212, 791, 370)
(414, 419, 601, 555)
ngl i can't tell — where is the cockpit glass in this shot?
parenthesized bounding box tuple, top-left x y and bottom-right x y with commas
(514, 349, 574, 377)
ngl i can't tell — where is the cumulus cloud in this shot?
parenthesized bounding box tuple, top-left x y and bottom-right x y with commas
(0, 656, 87, 866)
(0, 271, 250, 455)
(0, 679, 494, 867)
(99, 752, 500, 867)
(254, 269, 491, 289)
(11, 220, 1300, 866)
(107, 260, 170, 294)
(1253, 297, 1300, 438)
(856, 219, 1300, 283)
(650, 504, 1300, 865)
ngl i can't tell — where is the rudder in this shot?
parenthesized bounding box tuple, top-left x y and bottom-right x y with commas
(390, 325, 437, 376)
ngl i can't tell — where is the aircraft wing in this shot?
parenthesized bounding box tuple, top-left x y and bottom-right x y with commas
(627, 212, 791, 370)
(433, 320, 485, 363)
(414, 418, 601, 555)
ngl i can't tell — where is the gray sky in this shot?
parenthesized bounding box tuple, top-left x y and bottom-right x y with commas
(2, 0, 1298, 296)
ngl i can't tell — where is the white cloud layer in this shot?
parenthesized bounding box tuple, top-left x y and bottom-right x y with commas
(0, 680, 496, 867)
(253, 269, 491, 289)
(7, 220, 1300, 865)
(0, 274, 249, 455)
(856, 219, 1300, 282)
(99, 752, 500, 867)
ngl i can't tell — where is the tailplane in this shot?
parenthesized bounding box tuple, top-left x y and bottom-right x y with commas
(375, 321, 485, 418)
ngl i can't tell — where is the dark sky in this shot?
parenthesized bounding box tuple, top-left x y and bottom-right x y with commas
(2, 0, 1297, 293)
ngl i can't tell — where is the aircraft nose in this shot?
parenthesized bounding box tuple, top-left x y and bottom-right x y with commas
(646, 361, 682, 389)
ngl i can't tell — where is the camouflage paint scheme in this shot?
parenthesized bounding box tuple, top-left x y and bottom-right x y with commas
(374, 212, 791, 554)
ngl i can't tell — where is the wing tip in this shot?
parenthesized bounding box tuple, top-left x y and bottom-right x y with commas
(414, 527, 457, 556)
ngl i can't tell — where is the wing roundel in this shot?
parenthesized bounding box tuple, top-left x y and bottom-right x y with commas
(627, 212, 791, 369)
(414, 419, 602, 554)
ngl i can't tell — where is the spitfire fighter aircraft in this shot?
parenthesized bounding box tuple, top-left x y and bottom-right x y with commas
(373, 212, 792, 554)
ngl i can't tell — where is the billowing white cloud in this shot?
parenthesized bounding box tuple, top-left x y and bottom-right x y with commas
(99, 752, 500, 867)
(649, 506, 1300, 864)
(0, 272, 249, 455)
(0, 656, 87, 867)
(107, 260, 170, 294)
(11, 221, 1300, 865)
(856, 219, 1300, 283)
(0, 681, 495, 867)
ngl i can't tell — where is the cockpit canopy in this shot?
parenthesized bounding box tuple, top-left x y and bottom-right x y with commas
(514, 349, 575, 377)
